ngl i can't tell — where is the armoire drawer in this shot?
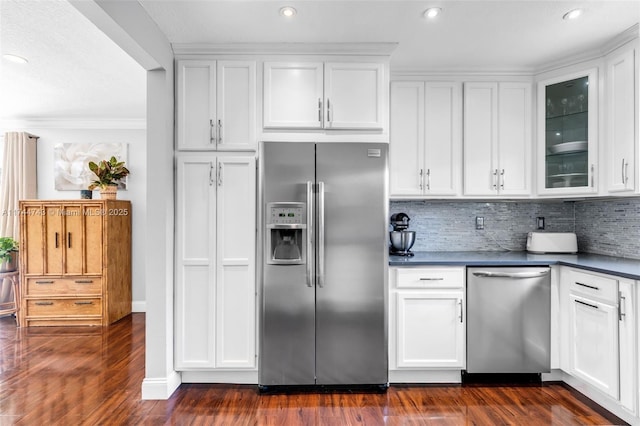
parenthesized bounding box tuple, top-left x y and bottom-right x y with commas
(25, 277, 102, 296)
(26, 298, 102, 317)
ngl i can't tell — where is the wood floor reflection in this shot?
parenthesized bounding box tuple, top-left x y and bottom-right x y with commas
(0, 313, 626, 425)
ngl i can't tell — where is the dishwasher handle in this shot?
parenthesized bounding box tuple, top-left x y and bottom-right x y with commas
(472, 270, 549, 279)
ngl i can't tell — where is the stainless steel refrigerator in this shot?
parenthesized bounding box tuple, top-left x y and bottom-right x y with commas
(258, 141, 388, 388)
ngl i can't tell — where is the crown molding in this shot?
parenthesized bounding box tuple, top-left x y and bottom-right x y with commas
(601, 23, 639, 55)
(532, 47, 604, 76)
(172, 42, 398, 57)
(0, 118, 146, 130)
(391, 69, 535, 78)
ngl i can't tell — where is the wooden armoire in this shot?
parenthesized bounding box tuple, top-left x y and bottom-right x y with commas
(18, 200, 132, 326)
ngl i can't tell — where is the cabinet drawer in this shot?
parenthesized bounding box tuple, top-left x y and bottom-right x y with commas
(25, 277, 102, 296)
(396, 268, 464, 289)
(26, 298, 102, 317)
(568, 269, 618, 303)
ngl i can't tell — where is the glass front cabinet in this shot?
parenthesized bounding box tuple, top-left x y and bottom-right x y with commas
(537, 69, 598, 195)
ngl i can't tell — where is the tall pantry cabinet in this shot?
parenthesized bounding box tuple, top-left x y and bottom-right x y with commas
(174, 59, 257, 379)
(19, 200, 132, 327)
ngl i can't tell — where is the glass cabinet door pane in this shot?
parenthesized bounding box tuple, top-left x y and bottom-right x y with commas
(545, 76, 589, 189)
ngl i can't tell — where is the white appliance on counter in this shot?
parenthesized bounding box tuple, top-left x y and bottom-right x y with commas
(526, 232, 578, 254)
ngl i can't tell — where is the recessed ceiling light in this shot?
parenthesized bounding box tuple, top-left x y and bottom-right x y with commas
(2, 54, 28, 64)
(280, 6, 297, 18)
(423, 7, 442, 19)
(563, 8, 583, 20)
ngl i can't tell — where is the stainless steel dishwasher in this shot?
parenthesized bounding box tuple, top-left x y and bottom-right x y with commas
(466, 267, 551, 374)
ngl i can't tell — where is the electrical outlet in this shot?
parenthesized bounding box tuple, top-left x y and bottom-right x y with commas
(476, 216, 484, 230)
(536, 217, 545, 230)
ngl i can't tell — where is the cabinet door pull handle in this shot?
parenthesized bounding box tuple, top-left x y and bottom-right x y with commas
(55, 232, 59, 248)
(209, 119, 215, 144)
(217, 119, 222, 144)
(624, 160, 629, 185)
(426, 169, 431, 190)
(35, 280, 54, 284)
(492, 169, 498, 190)
(500, 169, 505, 190)
(622, 158, 625, 184)
(619, 292, 626, 321)
(318, 98, 322, 123)
(209, 163, 215, 186)
(419, 277, 444, 281)
(575, 281, 599, 291)
(68, 232, 71, 248)
(35, 301, 54, 306)
(459, 299, 464, 323)
(590, 164, 595, 188)
(575, 299, 598, 310)
(326, 98, 331, 124)
(217, 162, 223, 187)
(74, 301, 94, 306)
(75, 280, 93, 284)
(419, 169, 424, 191)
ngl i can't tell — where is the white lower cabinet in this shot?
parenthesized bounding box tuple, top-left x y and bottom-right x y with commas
(175, 153, 256, 373)
(390, 267, 465, 382)
(396, 292, 465, 368)
(568, 291, 619, 399)
(619, 279, 637, 415)
(560, 267, 638, 420)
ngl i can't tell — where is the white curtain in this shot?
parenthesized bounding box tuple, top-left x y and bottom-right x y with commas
(0, 132, 37, 310)
(0, 132, 38, 240)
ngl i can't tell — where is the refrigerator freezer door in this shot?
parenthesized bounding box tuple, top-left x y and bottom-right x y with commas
(260, 142, 316, 386)
(315, 143, 389, 385)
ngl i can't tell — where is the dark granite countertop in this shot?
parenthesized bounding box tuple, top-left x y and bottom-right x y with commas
(389, 251, 640, 281)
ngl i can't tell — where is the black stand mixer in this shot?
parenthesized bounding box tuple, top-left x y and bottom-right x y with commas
(389, 213, 416, 256)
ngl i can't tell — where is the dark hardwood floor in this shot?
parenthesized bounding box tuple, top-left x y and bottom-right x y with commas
(0, 313, 627, 425)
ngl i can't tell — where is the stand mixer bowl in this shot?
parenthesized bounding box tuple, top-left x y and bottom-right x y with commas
(389, 231, 416, 253)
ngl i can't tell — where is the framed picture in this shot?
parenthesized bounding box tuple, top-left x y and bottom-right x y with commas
(54, 143, 128, 190)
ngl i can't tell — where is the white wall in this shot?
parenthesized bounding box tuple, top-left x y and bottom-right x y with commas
(0, 124, 147, 311)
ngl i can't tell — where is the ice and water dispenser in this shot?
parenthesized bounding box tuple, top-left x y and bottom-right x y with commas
(266, 202, 306, 265)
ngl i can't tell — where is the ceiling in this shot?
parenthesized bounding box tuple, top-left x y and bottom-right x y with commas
(140, 0, 639, 71)
(0, 0, 638, 122)
(0, 0, 146, 122)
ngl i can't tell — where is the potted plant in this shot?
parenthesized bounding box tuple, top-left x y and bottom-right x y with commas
(88, 156, 130, 199)
(0, 237, 19, 273)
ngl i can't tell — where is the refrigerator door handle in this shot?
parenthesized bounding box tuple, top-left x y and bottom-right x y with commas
(317, 181, 325, 288)
(306, 181, 314, 287)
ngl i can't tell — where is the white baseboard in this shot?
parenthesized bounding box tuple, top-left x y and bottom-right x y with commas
(542, 369, 564, 381)
(141, 371, 182, 400)
(389, 369, 462, 384)
(181, 370, 259, 384)
(562, 372, 639, 426)
(132, 301, 146, 312)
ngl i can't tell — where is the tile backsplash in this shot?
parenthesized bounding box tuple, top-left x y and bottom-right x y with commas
(575, 198, 640, 259)
(390, 200, 575, 252)
(390, 198, 640, 259)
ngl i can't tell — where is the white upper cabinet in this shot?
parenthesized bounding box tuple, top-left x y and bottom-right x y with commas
(263, 62, 324, 129)
(606, 46, 636, 193)
(263, 61, 385, 130)
(216, 61, 257, 151)
(176, 61, 216, 151)
(536, 69, 598, 195)
(463, 82, 531, 196)
(390, 81, 461, 197)
(176, 60, 256, 151)
(324, 62, 385, 129)
(390, 82, 423, 196)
